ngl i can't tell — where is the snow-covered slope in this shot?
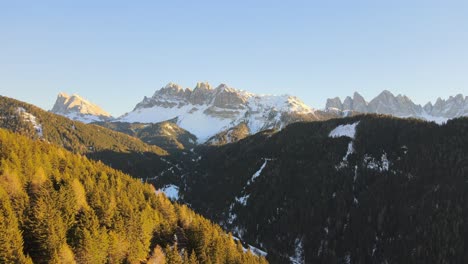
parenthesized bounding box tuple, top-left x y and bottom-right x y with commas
(51, 92, 113, 123)
(118, 82, 318, 142)
(326, 90, 468, 123)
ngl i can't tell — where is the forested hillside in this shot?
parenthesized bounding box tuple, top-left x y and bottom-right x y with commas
(93, 120, 197, 152)
(179, 115, 468, 263)
(0, 96, 175, 179)
(0, 128, 267, 264)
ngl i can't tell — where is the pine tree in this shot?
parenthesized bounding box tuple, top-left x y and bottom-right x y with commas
(148, 245, 166, 264)
(24, 183, 68, 264)
(165, 244, 183, 264)
(188, 250, 199, 264)
(69, 209, 109, 264)
(0, 186, 33, 264)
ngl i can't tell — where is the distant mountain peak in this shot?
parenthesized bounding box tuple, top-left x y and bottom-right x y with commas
(51, 92, 113, 123)
(380, 89, 394, 95)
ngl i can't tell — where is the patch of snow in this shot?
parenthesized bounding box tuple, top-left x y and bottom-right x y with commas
(336, 141, 355, 169)
(364, 153, 390, 172)
(248, 245, 268, 257)
(381, 153, 390, 171)
(329, 121, 360, 139)
(16, 107, 43, 137)
(343, 254, 351, 264)
(353, 166, 358, 182)
(248, 158, 272, 185)
(401, 145, 408, 155)
(232, 226, 246, 240)
(290, 238, 305, 264)
(232, 237, 268, 257)
(160, 184, 179, 200)
(58, 112, 109, 123)
(227, 203, 237, 224)
(332, 122, 360, 170)
(236, 194, 250, 206)
(317, 239, 324, 257)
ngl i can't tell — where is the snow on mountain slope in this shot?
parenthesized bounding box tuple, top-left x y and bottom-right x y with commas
(329, 121, 360, 139)
(51, 92, 113, 123)
(329, 121, 360, 169)
(118, 82, 317, 142)
(159, 184, 179, 200)
(16, 107, 43, 137)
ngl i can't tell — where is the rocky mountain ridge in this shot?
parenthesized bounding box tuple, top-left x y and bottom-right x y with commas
(326, 90, 467, 122)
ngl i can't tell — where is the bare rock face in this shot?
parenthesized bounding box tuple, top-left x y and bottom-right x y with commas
(51, 93, 113, 123)
(352, 92, 368, 113)
(213, 84, 249, 109)
(189, 82, 214, 105)
(342, 96, 354, 111)
(156, 82, 186, 98)
(325, 97, 343, 110)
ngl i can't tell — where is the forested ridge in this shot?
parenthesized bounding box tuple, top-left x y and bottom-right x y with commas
(0, 96, 166, 155)
(181, 115, 468, 263)
(0, 128, 267, 264)
(0, 96, 177, 179)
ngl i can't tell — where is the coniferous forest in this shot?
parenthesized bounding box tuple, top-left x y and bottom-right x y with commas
(0, 129, 267, 264)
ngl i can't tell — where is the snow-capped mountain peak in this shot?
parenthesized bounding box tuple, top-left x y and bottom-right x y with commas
(118, 82, 318, 142)
(51, 92, 113, 123)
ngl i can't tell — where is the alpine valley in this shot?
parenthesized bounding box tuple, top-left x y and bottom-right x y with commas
(1, 83, 467, 264)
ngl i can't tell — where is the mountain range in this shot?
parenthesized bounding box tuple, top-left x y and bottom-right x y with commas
(118, 82, 325, 142)
(51, 83, 331, 144)
(326, 90, 468, 123)
(51, 83, 467, 146)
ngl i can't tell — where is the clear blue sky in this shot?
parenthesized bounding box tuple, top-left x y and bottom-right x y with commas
(1, 0, 467, 116)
